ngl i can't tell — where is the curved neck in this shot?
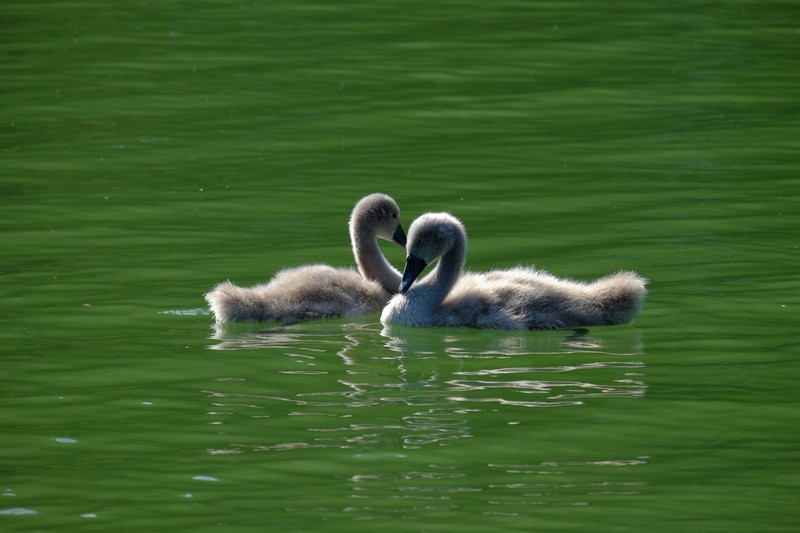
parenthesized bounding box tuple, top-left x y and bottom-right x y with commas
(417, 231, 467, 308)
(350, 222, 401, 293)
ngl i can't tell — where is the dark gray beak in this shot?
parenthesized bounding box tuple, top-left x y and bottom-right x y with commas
(400, 254, 428, 293)
(392, 223, 407, 247)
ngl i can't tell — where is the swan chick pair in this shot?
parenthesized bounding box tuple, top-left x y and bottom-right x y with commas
(205, 193, 405, 323)
(380, 212, 647, 330)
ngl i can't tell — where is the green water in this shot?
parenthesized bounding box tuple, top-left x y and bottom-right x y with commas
(2, 0, 799, 531)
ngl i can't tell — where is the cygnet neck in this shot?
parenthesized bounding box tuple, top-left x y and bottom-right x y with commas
(414, 225, 467, 307)
(350, 217, 400, 293)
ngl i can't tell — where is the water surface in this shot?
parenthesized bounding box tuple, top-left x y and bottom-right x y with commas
(2, 1, 799, 531)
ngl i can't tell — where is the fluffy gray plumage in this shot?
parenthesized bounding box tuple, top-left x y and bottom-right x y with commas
(205, 193, 405, 323)
(381, 212, 647, 330)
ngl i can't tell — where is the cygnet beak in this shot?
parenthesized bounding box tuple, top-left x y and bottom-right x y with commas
(392, 224, 407, 247)
(400, 254, 427, 293)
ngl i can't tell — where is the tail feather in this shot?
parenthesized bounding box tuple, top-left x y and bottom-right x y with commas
(204, 280, 272, 323)
(590, 271, 648, 325)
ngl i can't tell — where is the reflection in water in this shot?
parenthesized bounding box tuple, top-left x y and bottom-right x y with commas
(379, 324, 644, 356)
(339, 457, 649, 519)
(483, 458, 650, 510)
(202, 322, 649, 517)
(206, 321, 352, 350)
(380, 325, 646, 408)
(338, 464, 476, 518)
(203, 322, 647, 453)
(447, 360, 647, 408)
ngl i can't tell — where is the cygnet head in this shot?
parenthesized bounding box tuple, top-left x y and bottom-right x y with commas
(400, 212, 466, 293)
(349, 193, 406, 246)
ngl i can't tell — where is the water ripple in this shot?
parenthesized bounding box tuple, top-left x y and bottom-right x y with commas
(201, 325, 649, 455)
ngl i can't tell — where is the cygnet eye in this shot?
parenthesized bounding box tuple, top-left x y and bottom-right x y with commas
(392, 212, 398, 219)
